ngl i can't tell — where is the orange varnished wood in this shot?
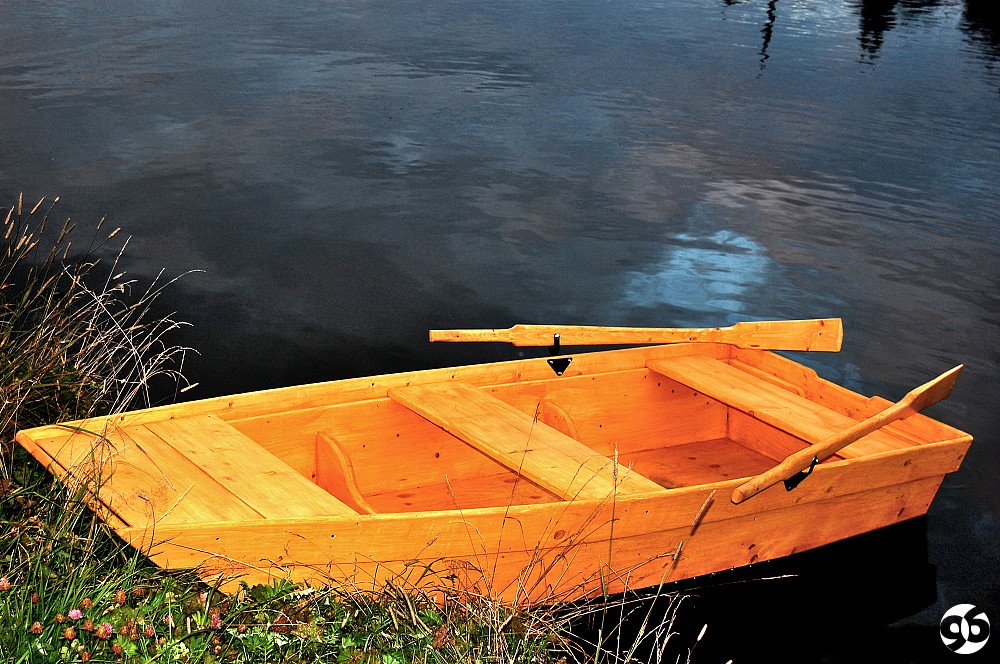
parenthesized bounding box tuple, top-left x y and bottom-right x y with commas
(14, 342, 972, 603)
(622, 439, 778, 488)
(101, 436, 973, 601)
(729, 348, 970, 438)
(647, 356, 909, 457)
(21, 343, 725, 441)
(21, 425, 264, 527)
(731, 365, 963, 503)
(362, 472, 559, 513)
(124, 467, 957, 602)
(388, 381, 665, 500)
(481, 369, 729, 456)
(536, 398, 580, 440)
(143, 415, 357, 518)
(312, 400, 546, 497)
(430, 318, 843, 352)
(315, 434, 377, 514)
(728, 410, 815, 462)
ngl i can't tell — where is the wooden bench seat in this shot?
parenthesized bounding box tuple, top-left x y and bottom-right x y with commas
(388, 381, 664, 501)
(647, 356, 908, 458)
(142, 415, 358, 519)
(32, 424, 266, 528)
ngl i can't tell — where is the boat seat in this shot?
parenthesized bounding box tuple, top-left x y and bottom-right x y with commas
(388, 380, 664, 501)
(142, 415, 360, 518)
(27, 423, 267, 528)
(647, 356, 907, 457)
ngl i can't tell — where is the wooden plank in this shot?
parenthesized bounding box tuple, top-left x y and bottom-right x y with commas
(362, 472, 560, 513)
(126, 461, 958, 603)
(20, 343, 725, 444)
(728, 410, 824, 462)
(21, 426, 265, 527)
(123, 439, 969, 574)
(388, 381, 665, 501)
(315, 433, 378, 514)
(144, 415, 357, 518)
(647, 356, 908, 457)
(483, 369, 729, 456)
(309, 400, 544, 496)
(624, 439, 778, 488)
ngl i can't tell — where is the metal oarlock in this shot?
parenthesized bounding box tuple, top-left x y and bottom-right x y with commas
(784, 455, 820, 491)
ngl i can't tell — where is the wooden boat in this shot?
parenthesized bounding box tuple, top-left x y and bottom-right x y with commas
(15, 319, 972, 604)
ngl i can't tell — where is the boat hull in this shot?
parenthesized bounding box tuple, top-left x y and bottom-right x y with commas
(16, 342, 972, 604)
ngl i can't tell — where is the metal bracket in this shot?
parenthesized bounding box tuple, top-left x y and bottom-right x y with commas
(548, 333, 561, 356)
(784, 455, 819, 491)
(547, 357, 572, 376)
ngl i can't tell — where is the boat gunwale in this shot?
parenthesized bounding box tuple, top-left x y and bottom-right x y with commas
(16, 342, 971, 449)
(109, 436, 970, 536)
(14, 343, 730, 440)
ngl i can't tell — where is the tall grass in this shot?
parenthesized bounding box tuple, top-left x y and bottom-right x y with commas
(0, 195, 693, 663)
(0, 195, 190, 434)
(1, 193, 192, 661)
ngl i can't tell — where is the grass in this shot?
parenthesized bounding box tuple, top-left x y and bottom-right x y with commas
(1, 195, 694, 664)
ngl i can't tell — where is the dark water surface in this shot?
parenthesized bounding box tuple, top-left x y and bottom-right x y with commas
(3, 0, 998, 661)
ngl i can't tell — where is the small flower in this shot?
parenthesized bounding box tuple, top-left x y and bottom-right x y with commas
(68, 609, 83, 621)
(112, 642, 124, 655)
(0, 578, 10, 591)
(209, 613, 222, 630)
(55, 613, 66, 624)
(30, 621, 43, 635)
(80, 652, 91, 663)
(30, 591, 40, 604)
(81, 618, 94, 632)
(63, 626, 77, 640)
(114, 589, 127, 605)
(79, 598, 93, 610)
(237, 623, 247, 634)
(144, 624, 155, 638)
(163, 615, 175, 628)
(96, 622, 113, 639)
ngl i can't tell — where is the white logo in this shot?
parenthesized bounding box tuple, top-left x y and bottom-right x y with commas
(940, 604, 990, 654)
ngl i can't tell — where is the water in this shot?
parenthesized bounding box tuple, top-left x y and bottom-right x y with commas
(2, 0, 997, 660)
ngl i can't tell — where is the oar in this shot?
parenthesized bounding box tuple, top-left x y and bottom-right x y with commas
(730, 364, 964, 504)
(429, 318, 843, 352)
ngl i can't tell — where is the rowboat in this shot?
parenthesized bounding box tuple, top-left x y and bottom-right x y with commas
(15, 319, 972, 604)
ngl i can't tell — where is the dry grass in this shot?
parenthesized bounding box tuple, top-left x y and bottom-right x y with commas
(0, 194, 697, 663)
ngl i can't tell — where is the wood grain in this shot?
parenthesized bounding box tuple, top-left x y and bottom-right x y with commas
(388, 380, 664, 500)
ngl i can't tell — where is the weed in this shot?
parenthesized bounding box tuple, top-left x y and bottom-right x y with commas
(0, 195, 692, 664)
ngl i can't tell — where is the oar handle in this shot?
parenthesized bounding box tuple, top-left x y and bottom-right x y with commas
(429, 328, 514, 344)
(430, 318, 843, 352)
(731, 364, 964, 504)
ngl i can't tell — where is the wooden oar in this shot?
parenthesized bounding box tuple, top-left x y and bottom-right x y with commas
(429, 318, 843, 352)
(730, 364, 964, 504)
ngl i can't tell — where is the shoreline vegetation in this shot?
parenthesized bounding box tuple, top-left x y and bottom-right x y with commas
(0, 196, 695, 664)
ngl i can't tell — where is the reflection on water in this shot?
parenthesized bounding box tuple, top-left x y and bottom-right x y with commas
(623, 223, 774, 314)
(854, 0, 1000, 62)
(2, 0, 998, 660)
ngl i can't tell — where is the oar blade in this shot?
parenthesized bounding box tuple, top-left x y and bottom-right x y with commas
(730, 363, 964, 504)
(728, 318, 843, 352)
(905, 364, 963, 413)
